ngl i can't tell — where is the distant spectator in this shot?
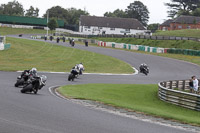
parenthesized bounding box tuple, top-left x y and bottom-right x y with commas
(189, 78, 193, 92)
(192, 76, 199, 94)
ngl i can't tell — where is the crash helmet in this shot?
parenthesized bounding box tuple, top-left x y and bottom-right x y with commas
(31, 68, 37, 74)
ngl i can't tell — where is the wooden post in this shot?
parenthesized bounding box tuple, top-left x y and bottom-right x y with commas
(170, 81, 173, 89)
(182, 80, 185, 90)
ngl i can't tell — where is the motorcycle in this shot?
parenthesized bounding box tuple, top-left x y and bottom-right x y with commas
(139, 66, 149, 75)
(71, 40, 75, 47)
(21, 75, 47, 94)
(68, 68, 79, 81)
(15, 70, 30, 87)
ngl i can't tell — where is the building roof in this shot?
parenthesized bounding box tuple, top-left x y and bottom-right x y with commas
(172, 15, 200, 24)
(0, 14, 64, 27)
(160, 19, 173, 26)
(80, 16, 145, 30)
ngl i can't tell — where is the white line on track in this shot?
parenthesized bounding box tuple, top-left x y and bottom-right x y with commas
(17, 67, 139, 76)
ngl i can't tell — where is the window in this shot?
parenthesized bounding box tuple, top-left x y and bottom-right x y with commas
(84, 26, 90, 29)
(187, 25, 191, 29)
(110, 28, 115, 30)
(125, 29, 130, 31)
(178, 25, 182, 29)
(98, 27, 102, 29)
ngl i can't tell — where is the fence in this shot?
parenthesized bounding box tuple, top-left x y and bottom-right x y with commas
(158, 79, 200, 111)
(65, 34, 200, 42)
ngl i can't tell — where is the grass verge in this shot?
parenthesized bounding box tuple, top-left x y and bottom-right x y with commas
(58, 84, 200, 126)
(0, 27, 48, 35)
(153, 29, 200, 38)
(0, 37, 133, 73)
(77, 41, 200, 66)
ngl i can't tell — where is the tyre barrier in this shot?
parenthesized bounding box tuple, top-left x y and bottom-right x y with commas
(158, 79, 200, 111)
(97, 41, 166, 54)
(97, 41, 200, 56)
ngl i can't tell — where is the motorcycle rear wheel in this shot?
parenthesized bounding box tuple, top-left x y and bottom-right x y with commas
(21, 84, 33, 93)
(15, 78, 24, 87)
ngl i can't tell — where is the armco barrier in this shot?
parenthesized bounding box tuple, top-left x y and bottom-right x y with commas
(158, 79, 200, 111)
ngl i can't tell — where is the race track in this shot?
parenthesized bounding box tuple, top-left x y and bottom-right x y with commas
(0, 35, 199, 133)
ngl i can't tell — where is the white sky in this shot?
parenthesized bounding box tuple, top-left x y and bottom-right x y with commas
(0, 0, 171, 24)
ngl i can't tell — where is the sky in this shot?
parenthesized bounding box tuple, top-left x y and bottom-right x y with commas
(0, 0, 171, 24)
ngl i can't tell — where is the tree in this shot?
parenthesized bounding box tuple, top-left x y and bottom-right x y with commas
(165, 0, 200, 18)
(43, 6, 69, 22)
(25, 6, 39, 17)
(43, 6, 89, 25)
(104, 9, 127, 18)
(126, 1, 149, 26)
(147, 23, 159, 33)
(48, 18, 58, 31)
(192, 8, 200, 16)
(67, 8, 89, 25)
(0, 0, 24, 16)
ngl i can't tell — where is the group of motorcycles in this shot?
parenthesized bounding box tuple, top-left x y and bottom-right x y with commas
(15, 68, 47, 94)
(15, 63, 148, 94)
(68, 63, 84, 81)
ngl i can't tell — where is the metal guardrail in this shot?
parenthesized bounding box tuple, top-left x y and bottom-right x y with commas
(158, 79, 200, 111)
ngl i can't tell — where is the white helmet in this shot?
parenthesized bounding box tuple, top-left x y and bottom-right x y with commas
(31, 68, 37, 74)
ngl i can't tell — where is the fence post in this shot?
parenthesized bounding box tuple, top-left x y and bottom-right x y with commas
(176, 80, 179, 89)
(182, 80, 185, 90)
(170, 81, 173, 89)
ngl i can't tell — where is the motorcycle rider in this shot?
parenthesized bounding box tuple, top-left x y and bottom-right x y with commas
(29, 68, 38, 78)
(139, 63, 148, 73)
(71, 66, 79, 77)
(72, 38, 75, 46)
(77, 63, 84, 75)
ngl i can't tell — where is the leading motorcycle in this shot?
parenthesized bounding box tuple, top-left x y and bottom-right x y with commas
(21, 75, 47, 94)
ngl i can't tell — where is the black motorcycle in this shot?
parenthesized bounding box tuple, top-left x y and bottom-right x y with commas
(15, 70, 30, 87)
(21, 75, 47, 94)
(71, 41, 75, 47)
(139, 66, 149, 75)
(68, 69, 79, 81)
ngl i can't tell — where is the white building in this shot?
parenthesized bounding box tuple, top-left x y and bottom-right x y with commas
(79, 16, 148, 35)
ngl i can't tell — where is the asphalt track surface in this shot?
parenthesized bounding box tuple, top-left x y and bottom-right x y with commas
(0, 34, 199, 133)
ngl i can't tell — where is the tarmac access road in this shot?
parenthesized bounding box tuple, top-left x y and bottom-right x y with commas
(0, 34, 199, 133)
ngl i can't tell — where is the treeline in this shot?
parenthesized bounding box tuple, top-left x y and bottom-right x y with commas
(1, 0, 200, 32)
(0, 0, 89, 27)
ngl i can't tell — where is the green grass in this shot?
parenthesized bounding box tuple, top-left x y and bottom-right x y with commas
(0, 27, 47, 35)
(58, 84, 200, 126)
(78, 40, 200, 66)
(154, 29, 200, 38)
(0, 37, 133, 73)
(92, 37, 200, 50)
